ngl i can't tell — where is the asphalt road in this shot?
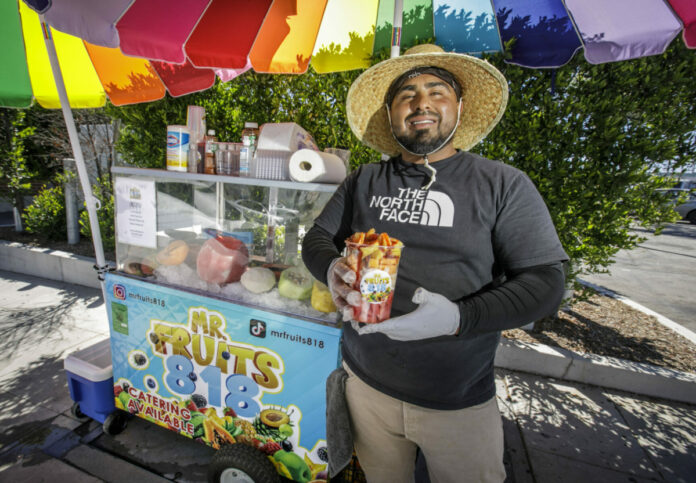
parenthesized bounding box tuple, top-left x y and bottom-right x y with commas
(582, 221, 696, 332)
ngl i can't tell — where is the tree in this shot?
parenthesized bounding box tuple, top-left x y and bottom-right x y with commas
(475, 39, 696, 287)
(25, 106, 119, 182)
(0, 110, 35, 231)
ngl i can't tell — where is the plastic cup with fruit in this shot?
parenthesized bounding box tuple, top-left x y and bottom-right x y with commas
(344, 229, 404, 324)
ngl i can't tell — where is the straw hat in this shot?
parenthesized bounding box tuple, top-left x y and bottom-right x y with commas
(346, 44, 509, 156)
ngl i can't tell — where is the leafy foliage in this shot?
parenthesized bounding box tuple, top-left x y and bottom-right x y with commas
(0, 110, 36, 224)
(23, 177, 66, 240)
(475, 40, 695, 284)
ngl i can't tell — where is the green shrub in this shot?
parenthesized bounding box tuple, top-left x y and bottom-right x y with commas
(23, 181, 66, 240)
(79, 176, 115, 253)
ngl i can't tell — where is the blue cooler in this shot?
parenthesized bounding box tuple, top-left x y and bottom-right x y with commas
(64, 339, 115, 423)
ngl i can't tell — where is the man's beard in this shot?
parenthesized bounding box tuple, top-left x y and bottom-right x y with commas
(394, 128, 449, 155)
(392, 112, 457, 155)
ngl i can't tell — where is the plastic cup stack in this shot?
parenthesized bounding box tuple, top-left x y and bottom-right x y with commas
(253, 150, 292, 180)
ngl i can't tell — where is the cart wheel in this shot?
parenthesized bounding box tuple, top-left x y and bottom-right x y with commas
(103, 410, 129, 436)
(70, 402, 91, 422)
(208, 444, 280, 483)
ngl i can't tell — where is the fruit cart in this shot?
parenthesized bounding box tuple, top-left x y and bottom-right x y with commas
(102, 166, 343, 482)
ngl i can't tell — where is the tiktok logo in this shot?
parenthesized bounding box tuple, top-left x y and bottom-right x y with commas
(249, 319, 267, 338)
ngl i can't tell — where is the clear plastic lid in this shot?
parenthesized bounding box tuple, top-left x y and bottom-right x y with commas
(244, 122, 258, 129)
(207, 129, 216, 136)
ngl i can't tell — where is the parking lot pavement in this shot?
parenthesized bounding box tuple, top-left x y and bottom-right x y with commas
(582, 222, 696, 333)
(1, 270, 695, 482)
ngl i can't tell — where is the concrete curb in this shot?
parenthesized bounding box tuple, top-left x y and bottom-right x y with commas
(495, 339, 696, 404)
(0, 240, 106, 290)
(2, 240, 695, 404)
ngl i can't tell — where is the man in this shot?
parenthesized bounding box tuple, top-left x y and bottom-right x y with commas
(302, 44, 568, 482)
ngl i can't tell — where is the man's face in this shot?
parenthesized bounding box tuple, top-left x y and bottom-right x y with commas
(388, 73, 461, 155)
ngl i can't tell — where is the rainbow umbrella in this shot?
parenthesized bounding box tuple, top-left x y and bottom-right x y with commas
(2, 0, 694, 109)
(0, 0, 694, 292)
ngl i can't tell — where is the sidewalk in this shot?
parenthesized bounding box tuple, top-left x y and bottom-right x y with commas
(0, 270, 694, 482)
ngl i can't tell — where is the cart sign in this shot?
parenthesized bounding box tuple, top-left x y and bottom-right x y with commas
(114, 178, 157, 248)
(105, 273, 340, 482)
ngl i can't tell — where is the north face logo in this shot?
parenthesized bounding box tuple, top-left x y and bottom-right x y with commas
(370, 188, 454, 227)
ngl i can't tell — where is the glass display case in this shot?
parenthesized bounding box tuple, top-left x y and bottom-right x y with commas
(105, 167, 344, 476)
(111, 166, 339, 325)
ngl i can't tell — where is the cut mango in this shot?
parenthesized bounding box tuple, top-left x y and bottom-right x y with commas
(346, 253, 359, 271)
(347, 229, 403, 268)
(350, 232, 365, 243)
(360, 246, 379, 258)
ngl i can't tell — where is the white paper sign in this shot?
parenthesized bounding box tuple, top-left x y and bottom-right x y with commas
(115, 178, 157, 248)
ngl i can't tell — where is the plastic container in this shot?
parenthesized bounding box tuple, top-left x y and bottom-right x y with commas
(186, 105, 206, 146)
(345, 238, 404, 323)
(166, 125, 190, 172)
(253, 149, 292, 180)
(215, 143, 228, 174)
(64, 338, 115, 423)
(203, 129, 218, 174)
(239, 122, 259, 177)
(187, 144, 201, 173)
(215, 143, 242, 176)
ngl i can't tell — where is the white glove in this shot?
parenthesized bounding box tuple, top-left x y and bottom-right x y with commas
(352, 288, 460, 341)
(327, 257, 362, 321)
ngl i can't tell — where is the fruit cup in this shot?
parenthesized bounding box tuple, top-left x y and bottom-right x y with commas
(344, 232, 404, 323)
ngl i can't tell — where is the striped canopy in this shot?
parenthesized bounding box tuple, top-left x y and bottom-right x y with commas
(1, 0, 694, 109)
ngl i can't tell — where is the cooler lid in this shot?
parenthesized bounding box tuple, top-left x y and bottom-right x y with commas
(64, 338, 113, 381)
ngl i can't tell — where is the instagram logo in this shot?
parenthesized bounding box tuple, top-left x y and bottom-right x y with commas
(113, 284, 126, 300)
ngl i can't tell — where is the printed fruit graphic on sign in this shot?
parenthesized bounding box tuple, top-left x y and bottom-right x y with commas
(345, 229, 404, 323)
(259, 408, 290, 427)
(273, 450, 312, 483)
(196, 236, 249, 284)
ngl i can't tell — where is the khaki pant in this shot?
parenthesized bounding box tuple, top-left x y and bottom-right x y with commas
(343, 363, 506, 483)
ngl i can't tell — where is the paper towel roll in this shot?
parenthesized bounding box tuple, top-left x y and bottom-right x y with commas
(289, 149, 347, 184)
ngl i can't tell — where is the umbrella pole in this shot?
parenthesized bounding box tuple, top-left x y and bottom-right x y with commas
(40, 19, 109, 301)
(391, 0, 404, 58)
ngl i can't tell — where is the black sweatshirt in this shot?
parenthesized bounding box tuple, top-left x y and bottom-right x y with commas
(302, 152, 568, 409)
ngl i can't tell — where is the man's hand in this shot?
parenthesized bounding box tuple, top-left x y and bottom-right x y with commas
(352, 288, 460, 341)
(327, 257, 361, 321)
